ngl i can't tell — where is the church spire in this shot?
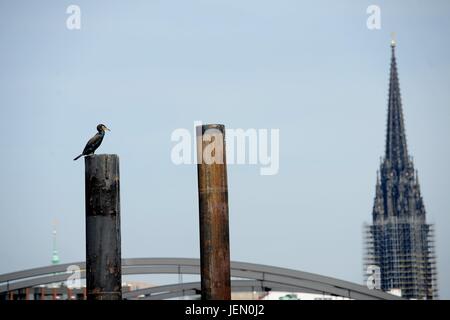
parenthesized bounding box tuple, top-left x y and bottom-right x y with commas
(385, 37, 409, 172)
(366, 37, 438, 300)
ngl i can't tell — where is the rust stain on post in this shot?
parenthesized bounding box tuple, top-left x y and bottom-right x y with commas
(197, 124, 231, 300)
(85, 154, 122, 300)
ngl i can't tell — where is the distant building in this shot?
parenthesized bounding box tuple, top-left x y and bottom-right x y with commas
(364, 40, 438, 299)
(51, 224, 60, 265)
(262, 292, 351, 300)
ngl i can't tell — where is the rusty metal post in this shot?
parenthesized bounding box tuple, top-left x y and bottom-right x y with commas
(85, 154, 122, 300)
(196, 124, 231, 300)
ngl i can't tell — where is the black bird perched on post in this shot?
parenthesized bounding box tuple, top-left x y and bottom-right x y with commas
(73, 124, 110, 161)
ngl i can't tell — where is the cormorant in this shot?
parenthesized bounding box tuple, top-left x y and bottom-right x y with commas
(73, 124, 110, 161)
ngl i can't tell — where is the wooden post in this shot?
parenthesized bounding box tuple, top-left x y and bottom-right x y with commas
(85, 154, 122, 300)
(196, 124, 231, 300)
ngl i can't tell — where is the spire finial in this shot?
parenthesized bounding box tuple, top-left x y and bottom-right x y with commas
(391, 32, 397, 48)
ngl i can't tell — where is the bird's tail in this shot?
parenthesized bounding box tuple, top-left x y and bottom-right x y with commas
(73, 154, 83, 161)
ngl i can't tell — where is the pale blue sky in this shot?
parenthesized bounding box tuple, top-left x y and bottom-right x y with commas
(0, 0, 449, 298)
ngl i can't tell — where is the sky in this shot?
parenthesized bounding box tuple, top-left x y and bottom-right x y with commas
(0, 0, 449, 298)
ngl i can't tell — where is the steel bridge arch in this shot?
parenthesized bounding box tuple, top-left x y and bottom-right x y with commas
(0, 258, 400, 300)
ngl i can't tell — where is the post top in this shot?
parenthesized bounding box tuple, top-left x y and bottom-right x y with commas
(84, 154, 119, 162)
(196, 124, 226, 135)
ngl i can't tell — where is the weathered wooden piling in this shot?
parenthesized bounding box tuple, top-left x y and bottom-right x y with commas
(196, 124, 231, 300)
(84, 154, 122, 300)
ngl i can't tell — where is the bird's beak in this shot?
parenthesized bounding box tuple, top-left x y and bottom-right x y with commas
(104, 126, 111, 131)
